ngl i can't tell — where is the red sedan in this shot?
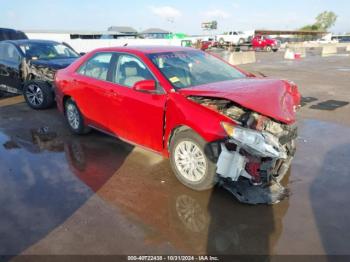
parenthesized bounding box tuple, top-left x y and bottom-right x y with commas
(55, 46, 300, 198)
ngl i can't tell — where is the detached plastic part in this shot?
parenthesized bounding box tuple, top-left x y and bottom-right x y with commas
(220, 179, 289, 205)
(216, 144, 252, 181)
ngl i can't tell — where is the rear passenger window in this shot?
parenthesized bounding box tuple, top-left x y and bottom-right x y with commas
(78, 53, 113, 81)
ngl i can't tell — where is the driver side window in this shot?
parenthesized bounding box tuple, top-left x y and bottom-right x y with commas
(113, 54, 154, 88)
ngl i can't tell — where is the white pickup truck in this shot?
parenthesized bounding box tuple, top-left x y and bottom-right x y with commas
(216, 31, 251, 45)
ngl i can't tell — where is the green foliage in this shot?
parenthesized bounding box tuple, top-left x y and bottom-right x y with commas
(300, 11, 337, 31)
(315, 11, 337, 30)
(300, 24, 321, 31)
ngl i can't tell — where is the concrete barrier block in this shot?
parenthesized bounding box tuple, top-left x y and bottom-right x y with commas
(228, 51, 256, 65)
(294, 47, 306, 58)
(322, 45, 337, 56)
(346, 45, 350, 52)
(286, 43, 306, 58)
(284, 49, 295, 60)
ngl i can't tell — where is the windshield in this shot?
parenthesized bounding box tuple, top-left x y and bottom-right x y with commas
(19, 42, 79, 60)
(148, 51, 246, 89)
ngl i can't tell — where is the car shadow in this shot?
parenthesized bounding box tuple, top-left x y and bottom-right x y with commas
(206, 171, 290, 257)
(310, 143, 350, 257)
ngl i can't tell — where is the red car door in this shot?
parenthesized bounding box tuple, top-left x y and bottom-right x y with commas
(73, 52, 115, 131)
(107, 53, 167, 152)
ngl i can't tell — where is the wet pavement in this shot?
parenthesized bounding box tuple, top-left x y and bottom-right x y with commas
(0, 52, 350, 257)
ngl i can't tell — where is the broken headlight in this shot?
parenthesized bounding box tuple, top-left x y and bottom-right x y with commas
(221, 122, 287, 159)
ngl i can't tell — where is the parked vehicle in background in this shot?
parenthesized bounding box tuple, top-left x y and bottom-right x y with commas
(0, 40, 79, 108)
(200, 40, 218, 51)
(55, 46, 300, 204)
(0, 28, 28, 41)
(216, 31, 251, 46)
(252, 35, 280, 52)
(331, 35, 350, 43)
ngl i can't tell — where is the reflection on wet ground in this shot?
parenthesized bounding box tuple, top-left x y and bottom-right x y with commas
(0, 103, 350, 256)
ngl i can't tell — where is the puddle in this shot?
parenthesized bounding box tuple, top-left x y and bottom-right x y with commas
(1, 114, 350, 255)
(337, 68, 350, 72)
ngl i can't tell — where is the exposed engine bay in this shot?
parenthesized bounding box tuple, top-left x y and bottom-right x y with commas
(189, 96, 298, 204)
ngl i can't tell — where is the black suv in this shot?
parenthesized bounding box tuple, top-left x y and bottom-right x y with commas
(0, 39, 80, 109)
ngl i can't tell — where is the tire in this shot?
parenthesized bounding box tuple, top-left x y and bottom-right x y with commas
(64, 99, 91, 135)
(238, 38, 245, 45)
(170, 129, 217, 191)
(219, 38, 225, 45)
(23, 80, 54, 109)
(265, 45, 272, 52)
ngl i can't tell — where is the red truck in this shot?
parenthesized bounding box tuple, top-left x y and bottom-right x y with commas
(251, 35, 280, 52)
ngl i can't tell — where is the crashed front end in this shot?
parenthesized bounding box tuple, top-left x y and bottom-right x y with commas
(189, 96, 298, 204)
(20, 59, 56, 83)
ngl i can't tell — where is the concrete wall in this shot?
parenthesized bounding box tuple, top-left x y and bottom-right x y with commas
(26, 32, 184, 52)
(65, 39, 183, 53)
(322, 45, 338, 56)
(228, 51, 256, 65)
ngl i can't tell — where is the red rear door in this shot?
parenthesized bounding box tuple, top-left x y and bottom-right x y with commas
(72, 52, 115, 131)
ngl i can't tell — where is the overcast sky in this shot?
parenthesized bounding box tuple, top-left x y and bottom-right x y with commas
(1, 0, 349, 34)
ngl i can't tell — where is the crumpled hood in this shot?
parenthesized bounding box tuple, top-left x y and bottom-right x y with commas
(30, 58, 77, 70)
(178, 78, 300, 124)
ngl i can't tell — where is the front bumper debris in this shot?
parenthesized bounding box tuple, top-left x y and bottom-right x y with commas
(216, 127, 296, 205)
(220, 179, 289, 205)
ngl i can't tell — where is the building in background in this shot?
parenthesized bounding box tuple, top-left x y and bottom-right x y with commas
(107, 26, 138, 38)
(140, 28, 171, 39)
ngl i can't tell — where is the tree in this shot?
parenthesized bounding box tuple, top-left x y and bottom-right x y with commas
(315, 11, 337, 30)
(300, 24, 321, 31)
(300, 11, 337, 31)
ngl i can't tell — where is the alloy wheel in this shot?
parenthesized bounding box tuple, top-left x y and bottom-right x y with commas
(174, 140, 207, 182)
(66, 103, 80, 130)
(26, 84, 44, 106)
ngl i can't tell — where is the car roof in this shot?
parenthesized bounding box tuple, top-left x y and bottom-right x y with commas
(91, 45, 199, 54)
(3, 39, 61, 46)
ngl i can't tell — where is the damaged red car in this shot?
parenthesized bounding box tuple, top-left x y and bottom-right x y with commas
(55, 46, 300, 204)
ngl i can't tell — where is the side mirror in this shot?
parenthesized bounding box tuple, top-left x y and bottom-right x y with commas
(79, 52, 86, 56)
(133, 80, 157, 92)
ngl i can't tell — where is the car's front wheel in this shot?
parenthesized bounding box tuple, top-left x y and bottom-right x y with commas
(65, 99, 91, 135)
(23, 81, 54, 109)
(265, 45, 272, 52)
(170, 130, 217, 191)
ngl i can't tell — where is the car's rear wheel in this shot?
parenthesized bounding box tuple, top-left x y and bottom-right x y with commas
(23, 81, 54, 109)
(65, 99, 91, 135)
(170, 130, 217, 191)
(238, 38, 245, 45)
